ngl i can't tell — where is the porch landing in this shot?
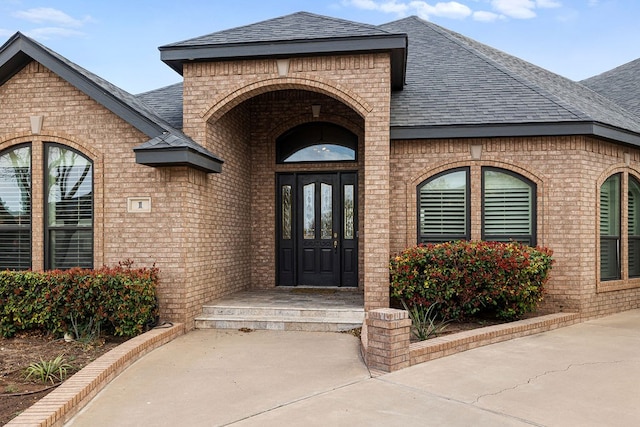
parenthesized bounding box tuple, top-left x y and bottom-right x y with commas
(195, 288, 365, 332)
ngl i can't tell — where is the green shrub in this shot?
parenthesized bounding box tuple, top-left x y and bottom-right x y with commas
(0, 261, 158, 338)
(390, 241, 554, 321)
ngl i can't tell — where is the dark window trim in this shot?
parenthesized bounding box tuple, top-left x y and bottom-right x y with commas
(43, 142, 94, 270)
(417, 167, 470, 244)
(0, 143, 32, 270)
(600, 173, 622, 282)
(276, 122, 358, 164)
(481, 167, 537, 246)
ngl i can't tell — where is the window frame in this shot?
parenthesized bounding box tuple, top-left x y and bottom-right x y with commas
(628, 175, 640, 278)
(481, 167, 537, 246)
(599, 173, 621, 281)
(276, 122, 358, 164)
(0, 143, 32, 270)
(416, 167, 471, 244)
(43, 143, 94, 270)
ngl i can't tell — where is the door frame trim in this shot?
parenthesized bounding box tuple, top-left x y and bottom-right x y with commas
(276, 171, 358, 287)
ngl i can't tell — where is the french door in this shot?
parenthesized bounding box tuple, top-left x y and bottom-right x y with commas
(277, 172, 357, 287)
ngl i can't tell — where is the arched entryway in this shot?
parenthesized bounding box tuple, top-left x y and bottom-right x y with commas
(203, 87, 365, 291)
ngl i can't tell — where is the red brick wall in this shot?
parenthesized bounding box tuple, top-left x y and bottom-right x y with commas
(390, 136, 640, 318)
(0, 61, 193, 322)
(182, 54, 392, 312)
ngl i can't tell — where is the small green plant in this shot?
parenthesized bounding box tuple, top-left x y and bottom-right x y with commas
(401, 300, 450, 341)
(23, 355, 73, 384)
(4, 385, 18, 394)
(69, 314, 102, 345)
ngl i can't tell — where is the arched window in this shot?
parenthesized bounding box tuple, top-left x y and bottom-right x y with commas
(45, 144, 93, 270)
(276, 122, 357, 163)
(482, 168, 536, 245)
(0, 144, 31, 270)
(417, 167, 536, 245)
(417, 168, 470, 243)
(600, 174, 621, 281)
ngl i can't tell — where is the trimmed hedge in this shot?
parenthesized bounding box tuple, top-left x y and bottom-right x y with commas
(0, 261, 158, 338)
(390, 241, 554, 321)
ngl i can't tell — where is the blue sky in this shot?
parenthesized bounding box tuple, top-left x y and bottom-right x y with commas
(0, 0, 638, 94)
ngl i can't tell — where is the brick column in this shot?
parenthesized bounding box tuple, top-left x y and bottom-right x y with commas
(366, 308, 411, 372)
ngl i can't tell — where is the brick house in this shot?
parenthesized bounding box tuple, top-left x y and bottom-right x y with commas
(2, 12, 640, 329)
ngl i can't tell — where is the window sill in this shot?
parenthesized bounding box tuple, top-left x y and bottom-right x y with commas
(597, 278, 640, 293)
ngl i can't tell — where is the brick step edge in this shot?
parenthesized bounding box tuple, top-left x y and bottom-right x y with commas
(6, 323, 185, 427)
(409, 312, 580, 366)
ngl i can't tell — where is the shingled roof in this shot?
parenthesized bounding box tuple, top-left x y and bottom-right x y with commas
(0, 33, 222, 173)
(159, 11, 408, 90)
(581, 58, 640, 118)
(381, 16, 640, 145)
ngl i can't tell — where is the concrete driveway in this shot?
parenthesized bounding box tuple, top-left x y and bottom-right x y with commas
(66, 309, 640, 426)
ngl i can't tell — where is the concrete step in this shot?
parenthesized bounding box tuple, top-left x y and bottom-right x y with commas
(200, 305, 364, 319)
(195, 305, 364, 332)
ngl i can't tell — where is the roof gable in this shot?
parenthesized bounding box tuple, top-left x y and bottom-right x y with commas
(159, 12, 407, 90)
(0, 32, 222, 173)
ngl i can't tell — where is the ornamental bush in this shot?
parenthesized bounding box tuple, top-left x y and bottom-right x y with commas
(0, 261, 158, 338)
(389, 241, 554, 321)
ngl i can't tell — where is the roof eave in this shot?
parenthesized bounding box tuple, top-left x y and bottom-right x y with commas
(160, 34, 408, 90)
(0, 33, 165, 138)
(390, 121, 640, 147)
(134, 146, 223, 174)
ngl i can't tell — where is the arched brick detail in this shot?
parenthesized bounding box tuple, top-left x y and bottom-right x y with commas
(268, 113, 364, 143)
(202, 76, 372, 124)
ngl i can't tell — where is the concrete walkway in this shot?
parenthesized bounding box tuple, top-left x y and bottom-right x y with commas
(66, 309, 640, 426)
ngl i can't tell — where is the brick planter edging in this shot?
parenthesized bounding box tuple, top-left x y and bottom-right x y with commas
(409, 312, 580, 366)
(7, 323, 185, 427)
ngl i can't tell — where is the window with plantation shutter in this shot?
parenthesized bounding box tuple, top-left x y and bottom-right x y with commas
(0, 145, 31, 270)
(45, 144, 93, 270)
(482, 168, 535, 245)
(628, 176, 640, 278)
(600, 174, 621, 281)
(418, 168, 469, 243)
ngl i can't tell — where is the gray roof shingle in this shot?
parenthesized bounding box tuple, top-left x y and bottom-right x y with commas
(162, 11, 396, 47)
(582, 58, 640, 118)
(380, 17, 640, 137)
(136, 83, 184, 129)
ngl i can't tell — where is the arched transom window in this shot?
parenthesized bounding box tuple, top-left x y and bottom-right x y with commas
(276, 122, 357, 163)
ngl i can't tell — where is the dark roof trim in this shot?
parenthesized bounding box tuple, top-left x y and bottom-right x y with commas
(134, 146, 223, 173)
(0, 33, 164, 137)
(390, 121, 640, 147)
(1, 32, 223, 174)
(160, 34, 408, 90)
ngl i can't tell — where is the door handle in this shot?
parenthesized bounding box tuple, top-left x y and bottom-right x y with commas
(333, 239, 338, 253)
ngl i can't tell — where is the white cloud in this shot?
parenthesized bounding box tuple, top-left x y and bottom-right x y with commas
(25, 27, 85, 40)
(13, 7, 91, 28)
(473, 10, 502, 22)
(491, 0, 536, 19)
(345, 0, 563, 21)
(409, 1, 473, 20)
(0, 29, 14, 38)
